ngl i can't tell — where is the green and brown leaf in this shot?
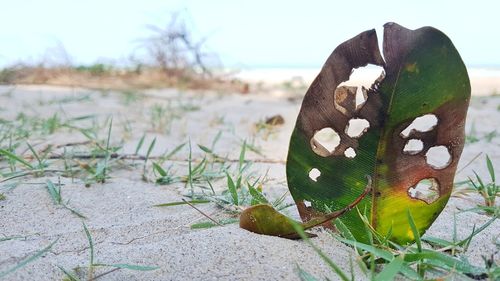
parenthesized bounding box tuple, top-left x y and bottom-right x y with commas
(286, 23, 470, 244)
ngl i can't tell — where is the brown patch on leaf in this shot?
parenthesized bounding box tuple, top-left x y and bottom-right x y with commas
(295, 29, 385, 159)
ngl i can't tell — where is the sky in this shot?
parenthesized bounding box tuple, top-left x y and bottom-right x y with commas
(1, 0, 499, 69)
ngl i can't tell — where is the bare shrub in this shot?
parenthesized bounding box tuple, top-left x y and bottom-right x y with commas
(135, 12, 220, 79)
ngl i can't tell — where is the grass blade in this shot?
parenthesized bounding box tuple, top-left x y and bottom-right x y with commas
(197, 144, 213, 154)
(46, 180, 61, 204)
(164, 142, 186, 160)
(46, 179, 86, 218)
(406, 210, 422, 252)
(335, 235, 393, 260)
(290, 221, 350, 281)
(334, 235, 420, 280)
(0, 236, 25, 242)
(153, 199, 210, 207)
(104, 118, 113, 158)
(296, 265, 321, 281)
(458, 215, 498, 246)
(145, 138, 157, 161)
(486, 155, 495, 183)
(95, 263, 159, 271)
(404, 249, 485, 275)
(82, 222, 94, 266)
(0, 239, 58, 278)
(473, 171, 485, 189)
(187, 140, 194, 196)
(135, 134, 146, 155)
(57, 265, 81, 281)
(334, 219, 362, 256)
(239, 141, 246, 169)
(374, 256, 404, 281)
(421, 236, 454, 248)
(26, 142, 43, 168)
(334, 219, 356, 242)
(142, 137, 157, 179)
(63, 205, 87, 219)
(190, 218, 239, 229)
(247, 183, 269, 204)
(226, 173, 238, 205)
(0, 149, 33, 169)
(152, 162, 167, 177)
(211, 130, 222, 150)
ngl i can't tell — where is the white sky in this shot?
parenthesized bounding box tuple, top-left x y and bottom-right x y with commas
(1, 0, 498, 68)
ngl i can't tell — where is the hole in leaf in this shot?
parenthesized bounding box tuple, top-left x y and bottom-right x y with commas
(425, 146, 452, 169)
(311, 127, 340, 156)
(344, 147, 356, 158)
(408, 178, 440, 204)
(400, 114, 438, 138)
(355, 90, 366, 109)
(403, 139, 424, 155)
(308, 168, 321, 182)
(336, 65, 385, 113)
(304, 200, 312, 207)
(345, 118, 370, 138)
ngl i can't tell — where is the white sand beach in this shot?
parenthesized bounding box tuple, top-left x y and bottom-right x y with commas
(0, 75, 499, 280)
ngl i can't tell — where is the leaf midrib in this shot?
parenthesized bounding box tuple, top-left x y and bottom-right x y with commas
(370, 65, 403, 228)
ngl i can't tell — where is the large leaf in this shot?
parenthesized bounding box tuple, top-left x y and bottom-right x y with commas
(286, 22, 470, 244)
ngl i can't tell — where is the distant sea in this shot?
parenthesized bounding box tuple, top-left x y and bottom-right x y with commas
(467, 66, 500, 77)
(235, 66, 500, 96)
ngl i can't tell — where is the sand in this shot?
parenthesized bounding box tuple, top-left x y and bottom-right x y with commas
(0, 81, 499, 280)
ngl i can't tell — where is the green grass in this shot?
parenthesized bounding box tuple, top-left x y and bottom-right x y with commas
(465, 121, 499, 144)
(0, 96, 192, 188)
(484, 130, 498, 142)
(296, 265, 322, 281)
(0, 235, 27, 242)
(26, 142, 49, 176)
(149, 99, 199, 134)
(70, 117, 127, 186)
(0, 91, 201, 278)
(152, 162, 178, 184)
(423, 213, 497, 256)
(153, 199, 211, 207)
(141, 137, 156, 181)
(293, 209, 499, 281)
(42, 94, 92, 106)
(466, 122, 480, 144)
(0, 112, 100, 183)
(469, 155, 499, 208)
(0, 143, 65, 182)
(153, 138, 292, 227)
(119, 90, 143, 105)
(455, 155, 500, 215)
(59, 223, 159, 280)
(0, 146, 35, 170)
(190, 218, 239, 229)
(291, 220, 353, 281)
(45, 179, 86, 218)
(0, 239, 59, 278)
